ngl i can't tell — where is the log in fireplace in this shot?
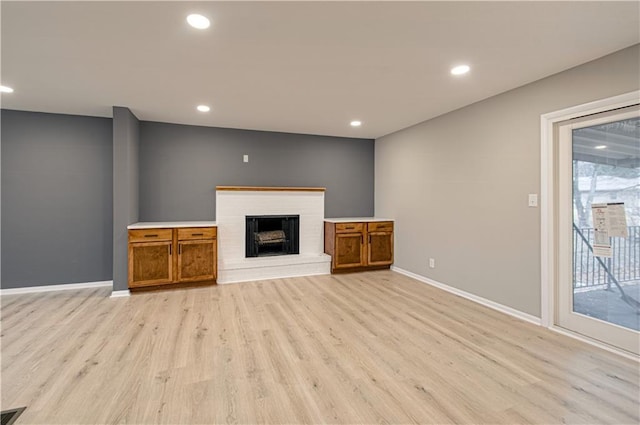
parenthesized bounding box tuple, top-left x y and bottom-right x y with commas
(245, 215, 300, 257)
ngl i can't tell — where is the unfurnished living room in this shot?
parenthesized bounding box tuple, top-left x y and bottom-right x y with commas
(1, 1, 639, 424)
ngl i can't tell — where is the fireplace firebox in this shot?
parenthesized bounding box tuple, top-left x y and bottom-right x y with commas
(245, 215, 300, 257)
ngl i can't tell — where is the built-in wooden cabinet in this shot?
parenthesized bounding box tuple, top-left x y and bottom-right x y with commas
(128, 229, 174, 287)
(128, 226, 217, 289)
(366, 222, 394, 266)
(333, 222, 366, 269)
(176, 227, 217, 283)
(324, 220, 393, 273)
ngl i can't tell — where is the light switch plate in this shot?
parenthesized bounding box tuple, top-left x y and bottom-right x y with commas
(243, 154, 249, 163)
(528, 194, 538, 207)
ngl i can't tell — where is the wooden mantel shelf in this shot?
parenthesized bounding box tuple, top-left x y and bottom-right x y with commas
(216, 186, 326, 192)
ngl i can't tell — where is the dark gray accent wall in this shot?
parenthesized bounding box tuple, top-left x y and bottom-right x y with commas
(1, 110, 373, 289)
(112, 107, 139, 292)
(1, 110, 113, 288)
(139, 122, 374, 221)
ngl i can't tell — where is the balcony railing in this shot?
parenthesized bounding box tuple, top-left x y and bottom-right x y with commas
(573, 225, 640, 290)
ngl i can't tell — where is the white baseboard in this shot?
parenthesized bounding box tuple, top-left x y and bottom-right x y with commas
(0, 280, 113, 296)
(391, 267, 639, 360)
(391, 266, 542, 326)
(110, 289, 131, 298)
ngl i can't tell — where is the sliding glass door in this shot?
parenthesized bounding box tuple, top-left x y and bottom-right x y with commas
(557, 106, 639, 355)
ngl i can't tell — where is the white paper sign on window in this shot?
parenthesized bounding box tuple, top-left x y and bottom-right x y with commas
(606, 202, 628, 238)
(591, 203, 612, 258)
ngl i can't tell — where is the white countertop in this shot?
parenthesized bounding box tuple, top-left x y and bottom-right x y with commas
(324, 217, 394, 223)
(128, 221, 217, 229)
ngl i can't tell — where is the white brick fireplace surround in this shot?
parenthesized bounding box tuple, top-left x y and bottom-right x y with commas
(215, 186, 331, 284)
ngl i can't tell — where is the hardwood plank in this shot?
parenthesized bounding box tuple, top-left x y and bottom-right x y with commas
(1, 270, 638, 424)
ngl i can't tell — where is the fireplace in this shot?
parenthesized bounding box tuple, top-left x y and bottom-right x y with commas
(245, 215, 300, 257)
(216, 187, 330, 283)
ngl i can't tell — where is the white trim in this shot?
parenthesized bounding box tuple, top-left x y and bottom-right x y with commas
(391, 266, 542, 326)
(0, 280, 113, 296)
(540, 110, 554, 327)
(540, 90, 640, 328)
(549, 325, 639, 362)
(110, 289, 131, 298)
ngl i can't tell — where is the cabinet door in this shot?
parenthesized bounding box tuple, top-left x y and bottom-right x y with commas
(334, 233, 366, 269)
(177, 240, 216, 282)
(128, 241, 173, 288)
(368, 232, 393, 266)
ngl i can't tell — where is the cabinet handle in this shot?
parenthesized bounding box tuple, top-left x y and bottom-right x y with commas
(192, 233, 204, 236)
(169, 244, 172, 255)
(345, 226, 354, 230)
(144, 234, 158, 238)
(369, 234, 372, 244)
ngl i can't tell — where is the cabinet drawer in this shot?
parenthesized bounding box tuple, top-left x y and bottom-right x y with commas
(335, 222, 364, 233)
(128, 228, 173, 243)
(177, 227, 217, 241)
(368, 221, 393, 232)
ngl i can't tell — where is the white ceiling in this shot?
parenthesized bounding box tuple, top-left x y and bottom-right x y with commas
(1, 1, 639, 139)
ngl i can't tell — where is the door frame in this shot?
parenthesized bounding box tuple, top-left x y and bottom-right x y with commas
(540, 90, 639, 351)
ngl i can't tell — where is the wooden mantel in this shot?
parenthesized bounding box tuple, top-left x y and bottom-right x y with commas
(216, 186, 326, 192)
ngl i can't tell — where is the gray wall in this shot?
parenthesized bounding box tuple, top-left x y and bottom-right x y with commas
(375, 45, 640, 317)
(112, 107, 140, 291)
(1, 110, 373, 289)
(1, 110, 113, 288)
(139, 122, 374, 221)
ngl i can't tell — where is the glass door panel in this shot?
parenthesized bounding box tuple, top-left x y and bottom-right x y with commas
(557, 107, 640, 355)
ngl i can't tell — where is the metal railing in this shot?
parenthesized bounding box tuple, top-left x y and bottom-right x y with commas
(573, 225, 640, 290)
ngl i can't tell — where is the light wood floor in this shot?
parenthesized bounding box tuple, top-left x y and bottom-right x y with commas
(1, 271, 638, 424)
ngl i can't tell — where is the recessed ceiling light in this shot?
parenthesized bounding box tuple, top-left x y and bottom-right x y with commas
(0, 85, 14, 93)
(187, 14, 210, 29)
(350, 120, 362, 127)
(451, 65, 470, 76)
(197, 105, 210, 112)
(595, 145, 607, 149)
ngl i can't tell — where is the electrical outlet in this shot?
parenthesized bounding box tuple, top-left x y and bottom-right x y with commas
(429, 258, 435, 268)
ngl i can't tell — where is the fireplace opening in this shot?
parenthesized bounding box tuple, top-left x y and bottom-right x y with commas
(246, 215, 300, 258)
